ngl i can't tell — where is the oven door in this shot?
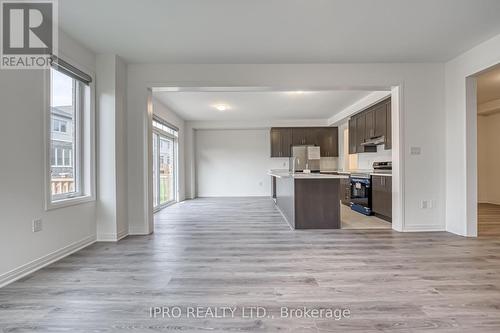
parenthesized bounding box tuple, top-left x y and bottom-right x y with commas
(350, 177, 371, 207)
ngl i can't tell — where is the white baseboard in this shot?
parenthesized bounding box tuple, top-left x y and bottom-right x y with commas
(403, 224, 446, 232)
(97, 227, 129, 242)
(117, 228, 129, 240)
(0, 235, 96, 288)
(128, 224, 151, 235)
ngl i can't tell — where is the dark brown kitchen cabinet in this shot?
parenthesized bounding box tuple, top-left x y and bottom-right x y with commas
(365, 109, 375, 139)
(356, 113, 366, 153)
(348, 97, 391, 154)
(372, 175, 392, 222)
(271, 127, 338, 158)
(365, 101, 387, 140)
(292, 128, 319, 146)
(339, 176, 351, 205)
(355, 114, 377, 153)
(270, 127, 292, 157)
(348, 118, 357, 154)
(374, 103, 387, 138)
(291, 128, 307, 146)
(319, 127, 338, 157)
(385, 102, 392, 150)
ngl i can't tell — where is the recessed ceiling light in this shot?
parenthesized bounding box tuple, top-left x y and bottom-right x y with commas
(285, 91, 311, 95)
(213, 104, 230, 111)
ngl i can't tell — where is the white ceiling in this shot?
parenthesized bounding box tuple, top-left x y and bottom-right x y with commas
(153, 90, 373, 121)
(477, 66, 500, 104)
(59, 0, 500, 64)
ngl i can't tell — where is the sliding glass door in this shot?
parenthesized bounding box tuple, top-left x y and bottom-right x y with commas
(152, 119, 178, 211)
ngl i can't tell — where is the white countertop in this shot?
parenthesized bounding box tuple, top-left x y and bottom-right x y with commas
(321, 169, 392, 177)
(268, 170, 349, 179)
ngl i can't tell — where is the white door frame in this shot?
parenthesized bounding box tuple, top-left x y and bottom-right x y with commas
(465, 62, 500, 237)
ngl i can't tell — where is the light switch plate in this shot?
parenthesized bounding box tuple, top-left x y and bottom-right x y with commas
(410, 147, 422, 155)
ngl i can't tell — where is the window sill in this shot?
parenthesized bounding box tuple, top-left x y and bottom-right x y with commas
(45, 195, 95, 211)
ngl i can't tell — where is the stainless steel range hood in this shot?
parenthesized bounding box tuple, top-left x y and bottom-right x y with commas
(361, 136, 385, 146)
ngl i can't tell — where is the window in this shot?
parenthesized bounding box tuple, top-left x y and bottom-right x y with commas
(52, 119, 67, 133)
(47, 57, 94, 208)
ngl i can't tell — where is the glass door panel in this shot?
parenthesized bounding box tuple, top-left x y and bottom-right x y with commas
(152, 133, 159, 208)
(159, 136, 174, 205)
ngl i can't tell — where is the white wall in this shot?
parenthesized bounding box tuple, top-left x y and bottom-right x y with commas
(445, 33, 500, 236)
(95, 54, 128, 241)
(152, 97, 186, 201)
(127, 63, 445, 235)
(477, 113, 500, 205)
(195, 129, 288, 197)
(0, 30, 97, 286)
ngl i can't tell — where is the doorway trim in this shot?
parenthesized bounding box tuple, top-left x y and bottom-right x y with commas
(465, 62, 500, 237)
(143, 84, 405, 233)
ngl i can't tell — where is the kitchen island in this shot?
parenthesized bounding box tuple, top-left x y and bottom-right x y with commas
(269, 170, 349, 229)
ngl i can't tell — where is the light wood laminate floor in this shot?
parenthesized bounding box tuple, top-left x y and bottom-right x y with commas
(478, 203, 500, 237)
(2, 197, 500, 332)
(340, 204, 391, 229)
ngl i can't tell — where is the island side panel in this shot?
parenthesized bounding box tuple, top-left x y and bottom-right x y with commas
(275, 176, 295, 228)
(294, 178, 341, 229)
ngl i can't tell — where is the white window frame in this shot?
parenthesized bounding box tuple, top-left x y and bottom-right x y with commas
(44, 57, 96, 210)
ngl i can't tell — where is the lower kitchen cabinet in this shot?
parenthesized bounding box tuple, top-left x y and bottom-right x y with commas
(340, 176, 351, 205)
(371, 175, 392, 221)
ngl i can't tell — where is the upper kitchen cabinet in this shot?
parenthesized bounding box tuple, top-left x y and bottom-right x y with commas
(270, 127, 292, 157)
(348, 97, 391, 154)
(355, 113, 377, 153)
(348, 117, 357, 154)
(319, 127, 339, 157)
(270, 127, 338, 158)
(365, 102, 387, 140)
(291, 128, 307, 146)
(355, 113, 366, 153)
(385, 101, 392, 150)
(365, 109, 375, 139)
(374, 102, 387, 138)
(291, 128, 319, 146)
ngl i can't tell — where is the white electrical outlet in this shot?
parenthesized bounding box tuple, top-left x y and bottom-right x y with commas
(32, 219, 42, 232)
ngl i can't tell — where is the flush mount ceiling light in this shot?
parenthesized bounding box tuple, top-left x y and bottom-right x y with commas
(212, 104, 230, 111)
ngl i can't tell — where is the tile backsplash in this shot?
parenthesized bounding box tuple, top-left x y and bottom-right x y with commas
(357, 145, 392, 169)
(320, 157, 339, 171)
